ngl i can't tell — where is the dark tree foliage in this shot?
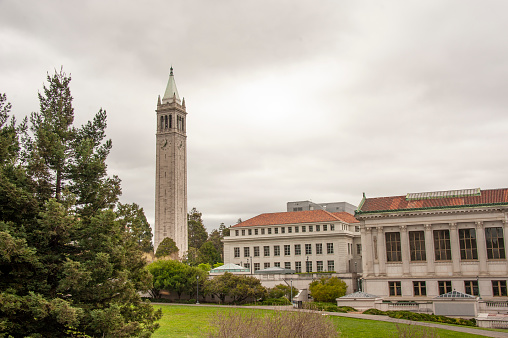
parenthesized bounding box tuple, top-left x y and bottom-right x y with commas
(0, 72, 160, 338)
(187, 207, 208, 250)
(155, 237, 179, 258)
(117, 202, 154, 253)
(309, 277, 347, 303)
(198, 241, 221, 266)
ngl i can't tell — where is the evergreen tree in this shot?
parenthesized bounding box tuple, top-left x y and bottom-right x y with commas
(155, 237, 179, 258)
(0, 70, 160, 337)
(187, 207, 207, 250)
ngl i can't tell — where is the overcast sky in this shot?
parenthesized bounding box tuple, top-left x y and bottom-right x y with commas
(2, 1, 508, 232)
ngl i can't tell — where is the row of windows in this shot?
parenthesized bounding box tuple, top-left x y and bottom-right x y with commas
(385, 227, 505, 262)
(388, 280, 507, 297)
(234, 243, 339, 258)
(242, 260, 335, 273)
(234, 243, 362, 258)
(234, 224, 344, 237)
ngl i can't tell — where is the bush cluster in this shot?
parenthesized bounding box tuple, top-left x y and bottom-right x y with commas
(304, 302, 357, 313)
(363, 309, 476, 326)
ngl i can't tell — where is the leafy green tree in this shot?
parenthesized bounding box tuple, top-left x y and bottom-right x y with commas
(198, 241, 221, 266)
(198, 263, 212, 272)
(204, 272, 267, 304)
(268, 284, 299, 300)
(0, 70, 160, 337)
(146, 259, 207, 299)
(309, 277, 347, 303)
(183, 246, 200, 266)
(117, 202, 153, 253)
(188, 207, 208, 250)
(219, 222, 230, 237)
(155, 237, 179, 258)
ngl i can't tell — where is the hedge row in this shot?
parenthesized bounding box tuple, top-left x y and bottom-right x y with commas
(362, 309, 476, 326)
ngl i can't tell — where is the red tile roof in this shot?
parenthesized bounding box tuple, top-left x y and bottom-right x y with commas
(232, 210, 359, 228)
(358, 188, 508, 214)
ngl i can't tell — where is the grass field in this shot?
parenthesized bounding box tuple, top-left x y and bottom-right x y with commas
(152, 304, 484, 337)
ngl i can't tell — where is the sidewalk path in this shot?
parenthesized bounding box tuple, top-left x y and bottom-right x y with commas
(155, 303, 508, 337)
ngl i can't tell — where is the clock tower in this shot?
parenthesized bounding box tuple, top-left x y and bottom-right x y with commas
(154, 67, 188, 256)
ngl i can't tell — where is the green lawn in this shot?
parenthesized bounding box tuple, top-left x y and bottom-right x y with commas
(152, 304, 484, 337)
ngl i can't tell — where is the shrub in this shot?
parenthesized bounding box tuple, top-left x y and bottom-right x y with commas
(207, 309, 339, 337)
(363, 309, 476, 327)
(309, 277, 347, 302)
(257, 298, 291, 306)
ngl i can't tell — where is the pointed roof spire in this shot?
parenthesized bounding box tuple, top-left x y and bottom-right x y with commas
(162, 67, 180, 104)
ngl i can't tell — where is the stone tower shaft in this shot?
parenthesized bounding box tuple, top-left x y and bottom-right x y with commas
(154, 68, 188, 256)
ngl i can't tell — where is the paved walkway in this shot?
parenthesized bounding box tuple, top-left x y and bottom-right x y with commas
(156, 303, 508, 337)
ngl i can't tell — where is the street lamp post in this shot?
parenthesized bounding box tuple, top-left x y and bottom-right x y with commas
(250, 256, 253, 274)
(196, 275, 200, 304)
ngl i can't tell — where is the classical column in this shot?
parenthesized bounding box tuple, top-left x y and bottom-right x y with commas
(449, 223, 461, 274)
(504, 220, 508, 262)
(377, 227, 386, 276)
(424, 224, 435, 275)
(475, 221, 487, 275)
(363, 227, 374, 276)
(400, 225, 410, 276)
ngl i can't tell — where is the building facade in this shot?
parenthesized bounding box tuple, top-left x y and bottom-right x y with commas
(287, 201, 357, 215)
(154, 68, 188, 255)
(223, 210, 362, 276)
(356, 188, 508, 301)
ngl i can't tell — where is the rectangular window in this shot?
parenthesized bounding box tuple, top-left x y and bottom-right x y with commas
(288, 227, 292, 233)
(409, 231, 426, 261)
(234, 247, 240, 258)
(264, 246, 270, 256)
(306, 260, 312, 273)
(274, 262, 280, 268)
(327, 260, 334, 271)
(268, 228, 272, 235)
(316, 243, 323, 255)
(355, 226, 360, 232)
(486, 227, 506, 259)
(255, 229, 258, 235)
(323, 224, 328, 231)
(309, 225, 313, 232)
(389, 281, 402, 296)
(284, 245, 290, 256)
(459, 228, 478, 260)
(261, 228, 265, 235)
(317, 261, 323, 272)
(305, 244, 312, 255)
(413, 281, 426, 296)
(464, 280, 479, 296)
(295, 261, 302, 273)
(264, 262, 270, 269)
(244, 263, 250, 270)
(386, 232, 402, 262)
(302, 226, 306, 232)
(242, 229, 245, 236)
(330, 224, 335, 231)
(285, 262, 291, 270)
(235, 230, 239, 236)
(253, 246, 260, 257)
(492, 280, 507, 296)
(295, 226, 299, 233)
(357, 244, 362, 255)
(327, 243, 334, 254)
(274, 228, 279, 234)
(434, 230, 452, 261)
(281, 227, 285, 234)
(244, 247, 250, 257)
(274, 245, 280, 256)
(295, 244, 301, 255)
(438, 281, 452, 295)
(248, 229, 252, 235)
(254, 263, 260, 271)
(316, 224, 320, 231)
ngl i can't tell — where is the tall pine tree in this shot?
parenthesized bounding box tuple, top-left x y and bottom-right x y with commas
(0, 69, 161, 337)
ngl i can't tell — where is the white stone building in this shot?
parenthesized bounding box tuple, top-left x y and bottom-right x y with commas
(223, 210, 362, 282)
(154, 68, 188, 255)
(355, 188, 508, 301)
